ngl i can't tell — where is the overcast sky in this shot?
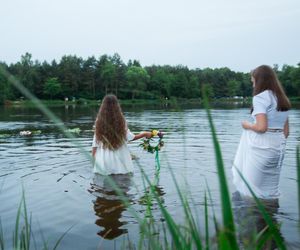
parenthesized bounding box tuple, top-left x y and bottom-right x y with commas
(1, 0, 299, 72)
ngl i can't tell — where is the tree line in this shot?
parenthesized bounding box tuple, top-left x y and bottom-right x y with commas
(0, 53, 299, 104)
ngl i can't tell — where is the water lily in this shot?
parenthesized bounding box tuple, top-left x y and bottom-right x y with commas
(20, 131, 32, 136)
(66, 128, 81, 134)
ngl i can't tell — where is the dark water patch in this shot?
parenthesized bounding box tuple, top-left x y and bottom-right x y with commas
(20, 168, 53, 178)
(0, 172, 13, 177)
(57, 170, 77, 182)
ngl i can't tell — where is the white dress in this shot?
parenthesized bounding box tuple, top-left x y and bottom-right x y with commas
(92, 129, 135, 175)
(232, 90, 288, 199)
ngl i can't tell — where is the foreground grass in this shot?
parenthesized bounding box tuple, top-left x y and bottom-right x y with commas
(0, 65, 298, 249)
(0, 191, 71, 250)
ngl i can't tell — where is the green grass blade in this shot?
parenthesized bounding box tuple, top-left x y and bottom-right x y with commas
(151, 148, 202, 248)
(255, 225, 273, 250)
(205, 180, 220, 235)
(218, 231, 232, 250)
(234, 167, 286, 250)
(13, 193, 24, 249)
(37, 222, 50, 250)
(22, 190, 31, 250)
(162, 221, 170, 250)
(202, 87, 238, 250)
(168, 170, 203, 250)
(140, 168, 187, 250)
(52, 224, 75, 250)
(137, 167, 162, 250)
(161, 159, 202, 249)
(30, 226, 38, 250)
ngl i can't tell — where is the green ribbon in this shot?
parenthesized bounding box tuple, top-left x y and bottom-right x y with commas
(141, 150, 161, 219)
(155, 149, 160, 171)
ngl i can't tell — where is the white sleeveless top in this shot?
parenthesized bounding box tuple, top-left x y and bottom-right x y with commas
(252, 90, 288, 129)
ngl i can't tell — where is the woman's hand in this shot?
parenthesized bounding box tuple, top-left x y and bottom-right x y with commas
(145, 131, 152, 139)
(242, 114, 267, 133)
(92, 147, 97, 158)
(132, 131, 153, 140)
(241, 121, 251, 130)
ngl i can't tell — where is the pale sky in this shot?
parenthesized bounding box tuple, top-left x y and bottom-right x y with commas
(1, 0, 300, 72)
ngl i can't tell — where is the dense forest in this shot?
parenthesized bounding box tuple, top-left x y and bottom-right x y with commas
(0, 53, 299, 104)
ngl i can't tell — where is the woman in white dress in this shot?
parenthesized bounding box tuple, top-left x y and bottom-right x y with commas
(92, 94, 152, 175)
(232, 65, 291, 199)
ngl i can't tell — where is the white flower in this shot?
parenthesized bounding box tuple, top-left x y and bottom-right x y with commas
(20, 131, 32, 136)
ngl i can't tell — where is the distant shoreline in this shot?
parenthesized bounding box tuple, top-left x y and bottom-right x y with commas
(2, 96, 299, 108)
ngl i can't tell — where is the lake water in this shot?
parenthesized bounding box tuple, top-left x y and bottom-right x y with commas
(0, 104, 299, 249)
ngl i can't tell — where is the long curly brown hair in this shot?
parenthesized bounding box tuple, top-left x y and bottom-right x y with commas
(95, 94, 127, 150)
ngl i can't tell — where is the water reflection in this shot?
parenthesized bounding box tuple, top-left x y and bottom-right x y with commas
(90, 174, 133, 240)
(232, 191, 284, 249)
(138, 172, 165, 208)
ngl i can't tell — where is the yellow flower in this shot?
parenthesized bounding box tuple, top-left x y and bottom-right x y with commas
(152, 130, 158, 136)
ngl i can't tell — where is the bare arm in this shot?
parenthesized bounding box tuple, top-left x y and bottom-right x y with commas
(242, 114, 268, 133)
(132, 131, 152, 141)
(92, 147, 97, 158)
(283, 119, 289, 138)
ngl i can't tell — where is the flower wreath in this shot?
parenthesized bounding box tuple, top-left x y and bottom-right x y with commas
(140, 130, 164, 153)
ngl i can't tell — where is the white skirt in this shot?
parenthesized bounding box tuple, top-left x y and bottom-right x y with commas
(94, 144, 134, 175)
(232, 129, 286, 199)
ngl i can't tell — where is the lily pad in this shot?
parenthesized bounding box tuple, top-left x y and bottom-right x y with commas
(0, 134, 10, 138)
(32, 130, 42, 135)
(66, 128, 81, 134)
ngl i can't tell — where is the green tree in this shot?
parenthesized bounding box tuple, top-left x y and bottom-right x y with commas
(203, 83, 214, 99)
(101, 60, 117, 95)
(170, 71, 188, 98)
(82, 56, 97, 98)
(186, 75, 200, 98)
(278, 64, 296, 97)
(125, 66, 149, 99)
(0, 63, 13, 104)
(43, 77, 62, 99)
(11, 53, 41, 97)
(227, 80, 240, 97)
(2, 52, 298, 101)
(20, 53, 34, 91)
(58, 55, 83, 97)
(111, 53, 126, 96)
(290, 63, 300, 96)
(146, 66, 172, 98)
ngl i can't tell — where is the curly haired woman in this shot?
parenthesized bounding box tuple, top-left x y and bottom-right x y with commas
(92, 94, 152, 175)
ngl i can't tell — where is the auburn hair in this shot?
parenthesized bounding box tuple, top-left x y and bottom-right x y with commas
(251, 65, 291, 112)
(95, 94, 127, 150)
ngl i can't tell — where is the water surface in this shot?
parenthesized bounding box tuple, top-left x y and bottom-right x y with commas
(0, 104, 299, 249)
